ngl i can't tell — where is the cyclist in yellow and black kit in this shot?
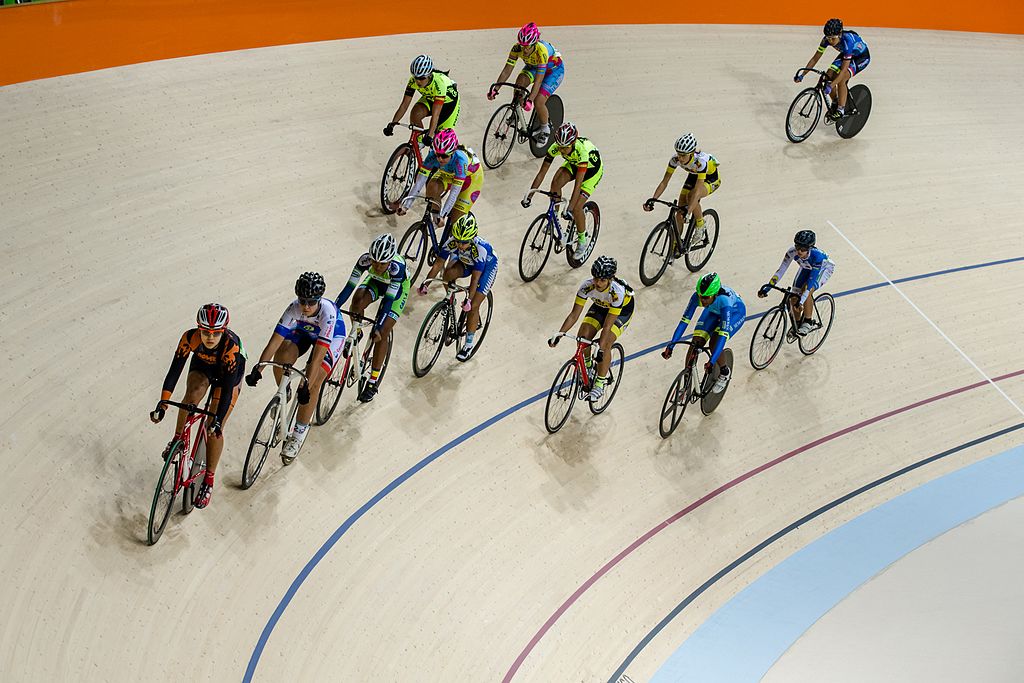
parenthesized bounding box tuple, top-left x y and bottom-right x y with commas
(644, 133, 721, 256)
(384, 54, 460, 149)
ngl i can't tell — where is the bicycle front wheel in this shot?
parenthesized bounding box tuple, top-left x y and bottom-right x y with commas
(483, 104, 518, 169)
(380, 144, 416, 214)
(413, 300, 450, 377)
(518, 214, 554, 282)
(589, 342, 625, 415)
(786, 88, 822, 143)
(749, 307, 787, 370)
(181, 431, 207, 515)
(314, 355, 348, 425)
(147, 441, 183, 545)
(799, 293, 835, 355)
(544, 359, 579, 433)
(638, 221, 674, 286)
(399, 222, 429, 286)
(658, 368, 691, 438)
(566, 201, 600, 268)
(242, 396, 280, 489)
(684, 209, 720, 272)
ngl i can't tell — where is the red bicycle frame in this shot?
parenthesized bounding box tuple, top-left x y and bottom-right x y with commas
(164, 399, 212, 494)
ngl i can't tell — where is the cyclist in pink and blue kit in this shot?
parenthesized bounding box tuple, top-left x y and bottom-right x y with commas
(398, 129, 483, 234)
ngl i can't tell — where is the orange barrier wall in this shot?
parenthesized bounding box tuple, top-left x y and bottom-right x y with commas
(1, 0, 1021, 86)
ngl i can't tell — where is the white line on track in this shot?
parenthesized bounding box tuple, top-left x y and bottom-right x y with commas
(827, 219, 1024, 418)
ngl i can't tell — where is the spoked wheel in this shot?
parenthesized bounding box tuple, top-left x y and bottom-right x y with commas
(181, 433, 206, 514)
(413, 300, 450, 377)
(638, 221, 674, 286)
(528, 94, 563, 158)
(589, 342, 624, 415)
(518, 214, 554, 282)
(147, 441, 183, 545)
(455, 290, 494, 360)
(749, 307, 787, 370)
(836, 85, 872, 139)
(566, 201, 600, 268)
(399, 223, 429, 286)
(786, 88, 823, 143)
(314, 355, 348, 425)
(482, 104, 518, 169)
(658, 368, 693, 438)
(701, 348, 733, 415)
(799, 293, 835, 355)
(684, 209, 720, 272)
(241, 396, 279, 489)
(544, 359, 579, 433)
(360, 331, 394, 394)
(380, 144, 416, 214)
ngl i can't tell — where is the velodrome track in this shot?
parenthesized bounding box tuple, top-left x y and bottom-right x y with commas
(2, 22, 1023, 681)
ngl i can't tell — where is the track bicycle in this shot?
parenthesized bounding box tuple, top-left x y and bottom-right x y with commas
(481, 82, 564, 169)
(658, 340, 734, 438)
(314, 310, 393, 422)
(638, 197, 720, 286)
(147, 399, 215, 545)
(380, 124, 428, 214)
(518, 189, 600, 282)
(748, 283, 835, 370)
(544, 333, 625, 434)
(412, 277, 494, 377)
(786, 68, 872, 143)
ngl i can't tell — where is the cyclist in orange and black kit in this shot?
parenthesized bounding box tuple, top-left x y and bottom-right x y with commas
(151, 303, 246, 509)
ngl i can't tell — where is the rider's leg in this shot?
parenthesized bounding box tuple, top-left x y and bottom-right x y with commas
(175, 370, 209, 436)
(371, 317, 397, 373)
(549, 166, 572, 222)
(271, 341, 300, 386)
(204, 384, 238, 481)
(351, 288, 373, 318)
(410, 100, 429, 128)
(834, 68, 852, 111)
(295, 357, 329, 426)
(514, 71, 532, 105)
(578, 321, 598, 368)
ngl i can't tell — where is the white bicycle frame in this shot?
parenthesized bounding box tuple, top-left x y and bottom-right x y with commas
(254, 360, 308, 446)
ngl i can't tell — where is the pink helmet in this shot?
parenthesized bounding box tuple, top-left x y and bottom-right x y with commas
(517, 22, 540, 47)
(432, 129, 459, 155)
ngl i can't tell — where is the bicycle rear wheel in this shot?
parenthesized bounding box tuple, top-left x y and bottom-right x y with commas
(242, 396, 279, 489)
(701, 347, 733, 415)
(658, 368, 691, 438)
(314, 355, 348, 425)
(456, 290, 494, 360)
(398, 222, 429, 286)
(799, 293, 835, 355)
(518, 214, 554, 282)
(638, 221, 674, 286)
(544, 359, 579, 433)
(380, 144, 416, 214)
(837, 85, 871, 139)
(684, 209, 720, 272)
(360, 330, 395, 393)
(749, 307, 787, 370)
(786, 88, 822, 143)
(589, 343, 624, 415)
(483, 104, 517, 169)
(566, 201, 600, 268)
(529, 94, 562, 158)
(147, 441, 183, 545)
(413, 300, 450, 377)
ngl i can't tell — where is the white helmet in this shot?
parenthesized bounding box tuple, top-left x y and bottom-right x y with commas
(369, 233, 398, 263)
(674, 133, 697, 154)
(410, 55, 433, 79)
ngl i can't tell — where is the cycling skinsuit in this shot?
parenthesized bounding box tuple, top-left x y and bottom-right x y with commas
(819, 30, 870, 76)
(162, 329, 247, 425)
(576, 276, 635, 337)
(668, 151, 721, 197)
(336, 254, 411, 327)
(772, 246, 836, 304)
(414, 147, 484, 216)
(436, 235, 499, 295)
(670, 286, 746, 363)
(546, 137, 603, 196)
(275, 297, 347, 373)
(405, 72, 461, 130)
(507, 40, 565, 96)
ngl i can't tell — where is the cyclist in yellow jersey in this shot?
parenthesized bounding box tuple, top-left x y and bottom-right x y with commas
(487, 22, 565, 145)
(644, 133, 721, 255)
(384, 55, 460, 148)
(522, 121, 603, 260)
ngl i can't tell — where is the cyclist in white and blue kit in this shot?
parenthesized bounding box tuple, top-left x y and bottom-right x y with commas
(759, 229, 835, 336)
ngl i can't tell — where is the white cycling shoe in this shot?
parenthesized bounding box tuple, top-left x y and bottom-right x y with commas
(711, 367, 731, 394)
(280, 428, 308, 465)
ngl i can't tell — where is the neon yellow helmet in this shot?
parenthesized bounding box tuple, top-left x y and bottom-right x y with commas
(451, 213, 478, 242)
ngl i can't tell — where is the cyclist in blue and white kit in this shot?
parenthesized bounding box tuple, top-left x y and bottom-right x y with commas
(759, 229, 835, 336)
(245, 271, 346, 463)
(335, 233, 411, 403)
(662, 272, 745, 394)
(417, 214, 498, 362)
(797, 18, 870, 121)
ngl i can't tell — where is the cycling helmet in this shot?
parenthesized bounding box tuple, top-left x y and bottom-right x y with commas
(824, 18, 843, 37)
(451, 213, 478, 242)
(295, 272, 326, 300)
(696, 272, 721, 298)
(517, 22, 541, 47)
(432, 129, 459, 155)
(794, 229, 816, 249)
(196, 303, 229, 331)
(591, 255, 617, 279)
(674, 133, 698, 155)
(554, 121, 578, 147)
(369, 233, 398, 263)
(410, 54, 434, 79)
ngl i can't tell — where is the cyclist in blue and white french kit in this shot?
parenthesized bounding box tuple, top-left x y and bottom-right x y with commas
(758, 229, 835, 336)
(796, 18, 870, 121)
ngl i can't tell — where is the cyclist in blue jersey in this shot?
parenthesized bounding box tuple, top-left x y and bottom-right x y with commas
(417, 214, 498, 362)
(335, 233, 411, 403)
(759, 229, 836, 336)
(245, 272, 346, 462)
(797, 18, 870, 121)
(662, 272, 745, 394)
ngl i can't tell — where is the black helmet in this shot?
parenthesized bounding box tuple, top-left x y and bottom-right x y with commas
(794, 230, 816, 249)
(295, 271, 326, 300)
(591, 255, 617, 279)
(824, 18, 843, 36)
